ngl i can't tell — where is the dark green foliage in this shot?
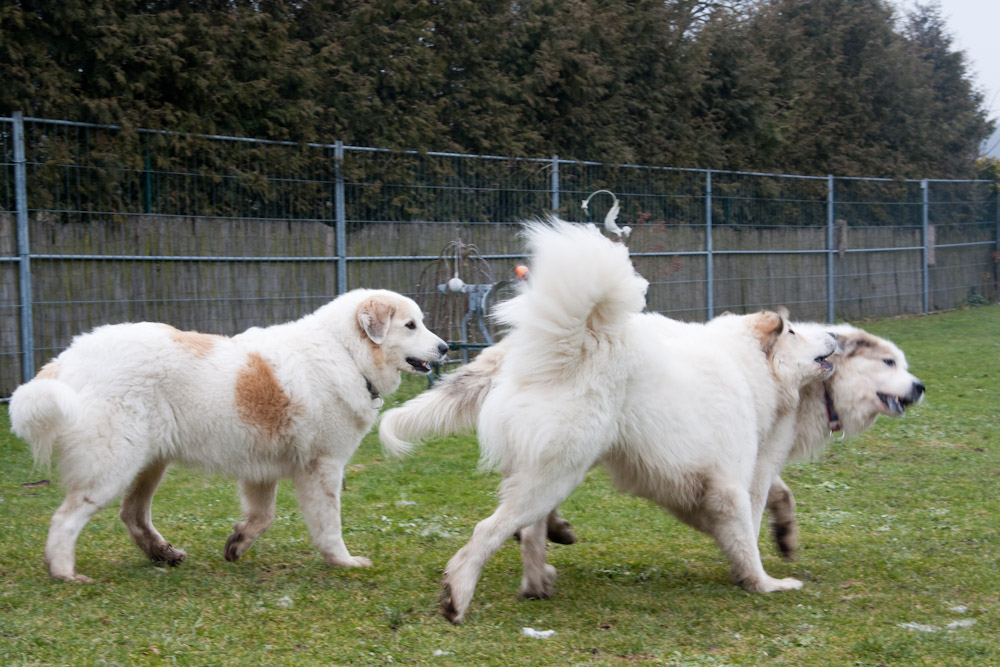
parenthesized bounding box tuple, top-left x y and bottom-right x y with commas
(0, 0, 993, 177)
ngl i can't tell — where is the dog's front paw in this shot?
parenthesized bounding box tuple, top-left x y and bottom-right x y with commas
(439, 583, 465, 624)
(547, 517, 578, 545)
(325, 554, 372, 568)
(52, 572, 95, 584)
(747, 575, 803, 593)
(771, 520, 799, 561)
(519, 563, 558, 600)
(224, 532, 247, 562)
(150, 542, 188, 566)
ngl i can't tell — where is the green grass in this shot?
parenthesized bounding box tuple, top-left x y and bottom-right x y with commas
(2, 305, 998, 665)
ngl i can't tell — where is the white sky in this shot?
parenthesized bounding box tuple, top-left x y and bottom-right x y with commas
(894, 0, 1000, 155)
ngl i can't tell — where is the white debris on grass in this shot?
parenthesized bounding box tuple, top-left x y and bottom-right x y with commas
(949, 605, 968, 614)
(420, 523, 455, 539)
(522, 627, 556, 639)
(277, 595, 293, 608)
(899, 619, 977, 633)
(432, 649, 451, 656)
(899, 622, 937, 633)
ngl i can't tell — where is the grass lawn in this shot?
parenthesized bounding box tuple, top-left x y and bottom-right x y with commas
(1, 305, 998, 665)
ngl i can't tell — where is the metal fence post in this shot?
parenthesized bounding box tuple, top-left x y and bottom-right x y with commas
(334, 140, 347, 295)
(826, 175, 835, 323)
(550, 155, 560, 212)
(921, 179, 930, 314)
(705, 169, 713, 320)
(144, 148, 153, 214)
(13, 111, 34, 383)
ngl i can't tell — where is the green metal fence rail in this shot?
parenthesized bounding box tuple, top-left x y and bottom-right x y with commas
(2, 113, 997, 397)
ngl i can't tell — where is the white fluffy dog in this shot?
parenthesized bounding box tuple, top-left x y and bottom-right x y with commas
(381, 220, 837, 623)
(763, 321, 924, 556)
(380, 322, 925, 562)
(10, 289, 448, 582)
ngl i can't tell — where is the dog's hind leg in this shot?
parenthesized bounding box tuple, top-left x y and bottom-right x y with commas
(224, 479, 278, 562)
(46, 430, 152, 582)
(701, 479, 802, 593)
(45, 492, 107, 582)
(518, 517, 557, 600)
(46, 470, 137, 582)
(120, 460, 187, 566)
(546, 508, 578, 545)
(513, 507, 577, 545)
(441, 468, 584, 624)
(766, 477, 798, 561)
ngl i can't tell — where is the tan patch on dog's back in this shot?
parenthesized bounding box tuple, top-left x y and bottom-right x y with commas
(163, 325, 223, 358)
(235, 352, 296, 440)
(35, 361, 61, 380)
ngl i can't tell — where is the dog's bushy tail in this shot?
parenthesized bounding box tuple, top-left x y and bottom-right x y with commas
(492, 219, 647, 372)
(9, 378, 83, 469)
(379, 343, 505, 456)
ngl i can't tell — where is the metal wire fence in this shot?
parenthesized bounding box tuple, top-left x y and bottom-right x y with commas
(2, 113, 998, 396)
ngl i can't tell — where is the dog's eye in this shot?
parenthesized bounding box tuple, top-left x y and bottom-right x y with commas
(883, 358, 896, 367)
(405, 321, 417, 330)
(787, 328, 795, 335)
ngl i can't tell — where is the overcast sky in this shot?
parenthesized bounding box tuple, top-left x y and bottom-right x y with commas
(894, 0, 1000, 155)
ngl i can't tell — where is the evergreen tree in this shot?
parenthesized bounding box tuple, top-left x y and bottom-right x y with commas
(0, 0, 992, 177)
(900, 2, 993, 176)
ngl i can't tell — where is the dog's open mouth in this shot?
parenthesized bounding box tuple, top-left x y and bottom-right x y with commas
(877, 392, 912, 416)
(406, 357, 432, 373)
(815, 352, 834, 375)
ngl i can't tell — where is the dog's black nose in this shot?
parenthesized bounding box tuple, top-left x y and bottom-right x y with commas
(438, 342, 450, 357)
(912, 381, 925, 397)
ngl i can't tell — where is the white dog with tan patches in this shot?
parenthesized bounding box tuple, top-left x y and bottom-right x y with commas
(9, 289, 448, 582)
(380, 219, 837, 623)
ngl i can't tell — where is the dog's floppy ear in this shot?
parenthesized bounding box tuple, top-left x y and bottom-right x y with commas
(831, 331, 851, 355)
(357, 296, 395, 345)
(750, 310, 784, 358)
(836, 330, 874, 357)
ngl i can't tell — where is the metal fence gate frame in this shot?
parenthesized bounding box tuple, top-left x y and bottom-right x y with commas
(2, 112, 998, 396)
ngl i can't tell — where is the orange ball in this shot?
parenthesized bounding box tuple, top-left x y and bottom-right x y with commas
(514, 265, 530, 279)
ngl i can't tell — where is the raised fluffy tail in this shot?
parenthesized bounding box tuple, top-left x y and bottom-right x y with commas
(378, 342, 507, 456)
(492, 219, 647, 376)
(9, 378, 83, 469)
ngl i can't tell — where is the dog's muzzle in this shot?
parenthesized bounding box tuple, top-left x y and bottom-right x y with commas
(406, 342, 449, 373)
(815, 349, 835, 376)
(877, 380, 925, 416)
